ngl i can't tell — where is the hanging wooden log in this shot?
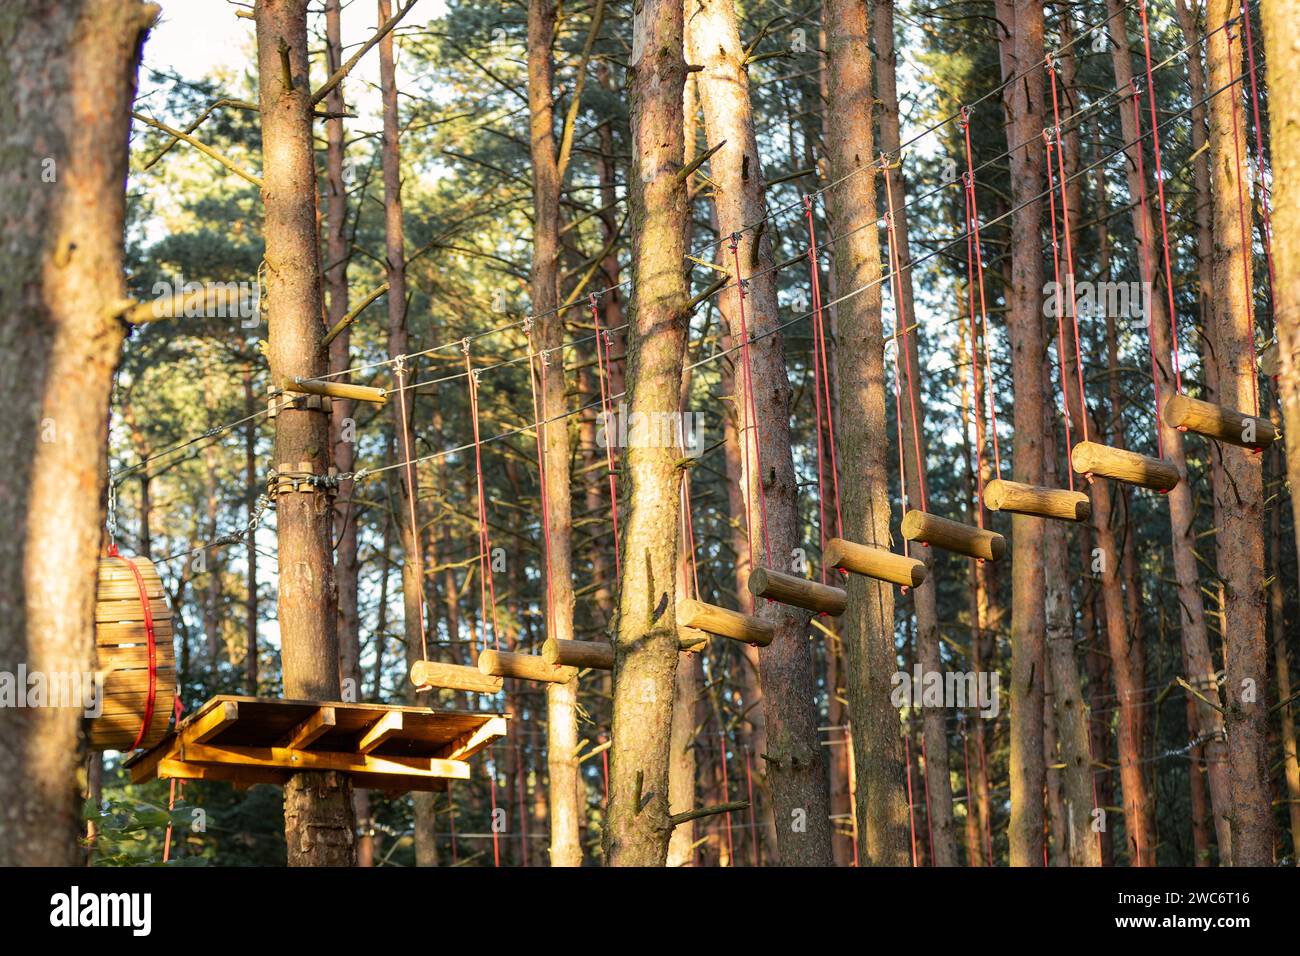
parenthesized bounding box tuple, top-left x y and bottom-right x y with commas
(1162, 394, 1277, 450)
(984, 478, 1091, 522)
(823, 537, 926, 588)
(409, 660, 503, 694)
(542, 639, 614, 670)
(477, 649, 577, 684)
(1070, 440, 1179, 492)
(88, 555, 177, 752)
(901, 509, 1006, 562)
(746, 567, 847, 616)
(676, 598, 775, 646)
(291, 377, 388, 405)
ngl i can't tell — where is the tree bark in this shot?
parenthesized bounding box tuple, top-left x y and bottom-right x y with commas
(605, 0, 689, 867)
(995, 0, 1047, 866)
(527, 0, 582, 868)
(686, 0, 834, 867)
(873, 0, 957, 867)
(1206, 0, 1273, 866)
(822, 0, 911, 866)
(255, 0, 355, 866)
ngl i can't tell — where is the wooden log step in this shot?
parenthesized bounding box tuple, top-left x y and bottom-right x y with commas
(1070, 440, 1179, 492)
(747, 567, 848, 616)
(95, 598, 173, 624)
(984, 478, 1091, 523)
(291, 377, 387, 405)
(96, 620, 175, 644)
(477, 650, 577, 684)
(542, 639, 613, 670)
(901, 509, 1006, 561)
(676, 598, 775, 646)
(409, 660, 503, 694)
(823, 537, 927, 588)
(1162, 394, 1278, 450)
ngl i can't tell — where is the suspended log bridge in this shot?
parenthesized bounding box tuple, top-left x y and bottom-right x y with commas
(747, 567, 848, 615)
(1162, 394, 1277, 451)
(124, 696, 507, 794)
(901, 510, 1006, 562)
(477, 649, 577, 684)
(984, 479, 1091, 522)
(1070, 440, 1179, 492)
(823, 537, 927, 588)
(291, 376, 387, 405)
(89, 555, 176, 751)
(409, 659, 503, 694)
(676, 598, 775, 646)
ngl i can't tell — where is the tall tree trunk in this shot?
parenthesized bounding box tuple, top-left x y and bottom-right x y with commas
(605, 0, 689, 867)
(873, 0, 957, 867)
(1205, 0, 1273, 866)
(1269, 432, 1300, 860)
(527, 0, 582, 868)
(1104, 0, 1232, 859)
(686, 0, 833, 867)
(255, 0, 355, 867)
(995, 0, 1047, 866)
(822, 0, 910, 866)
(244, 368, 260, 695)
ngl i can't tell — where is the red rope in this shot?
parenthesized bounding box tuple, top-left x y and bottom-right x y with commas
(680, 477, 701, 600)
(903, 731, 918, 866)
(1129, 85, 1168, 459)
(883, 161, 929, 515)
(1226, 29, 1261, 420)
(1043, 132, 1079, 491)
(960, 718, 978, 865)
(729, 235, 773, 571)
(744, 747, 759, 866)
(465, 349, 501, 651)
(1048, 64, 1092, 449)
(162, 695, 183, 862)
(920, 730, 935, 865)
(589, 294, 623, 582)
(720, 733, 735, 865)
(489, 758, 500, 868)
(961, 164, 990, 527)
(804, 196, 844, 575)
(107, 544, 158, 753)
(961, 113, 1003, 477)
(527, 332, 559, 643)
(1137, 0, 1185, 395)
(394, 360, 430, 662)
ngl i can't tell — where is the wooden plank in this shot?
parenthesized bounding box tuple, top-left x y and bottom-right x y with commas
(184, 699, 241, 745)
(357, 711, 403, 753)
(95, 598, 173, 624)
(279, 706, 337, 749)
(747, 567, 847, 615)
(901, 509, 1006, 561)
(441, 715, 510, 761)
(96, 620, 175, 644)
(177, 741, 472, 781)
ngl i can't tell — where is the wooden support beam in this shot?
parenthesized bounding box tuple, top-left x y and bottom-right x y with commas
(186, 699, 240, 744)
(1070, 440, 1179, 492)
(278, 705, 336, 750)
(676, 598, 775, 645)
(747, 567, 847, 615)
(173, 740, 470, 782)
(442, 715, 510, 762)
(823, 537, 926, 588)
(984, 478, 1091, 522)
(410, 660, 504, 694)
(542, 638, 613, 670)
(678, 627, 709, 653)
(1162, 394, 1278, 450)
(477, 650, 577, 684)
(357, 711, 403, 753)
(901, 509, 1005, 561)
(291, 377, 387, 405)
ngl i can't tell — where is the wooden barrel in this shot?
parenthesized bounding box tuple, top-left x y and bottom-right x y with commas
(87, 555, 176, 751)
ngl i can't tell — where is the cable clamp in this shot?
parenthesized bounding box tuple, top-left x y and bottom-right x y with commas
(460, 336, 471, 356)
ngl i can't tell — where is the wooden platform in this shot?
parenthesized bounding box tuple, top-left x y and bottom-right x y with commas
(125, 696, 508, 794)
